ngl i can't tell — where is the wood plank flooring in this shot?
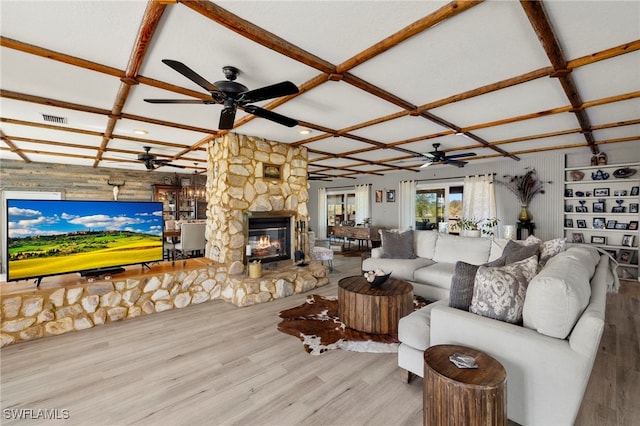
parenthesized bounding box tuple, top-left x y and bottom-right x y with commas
(1, 254, 638, 426)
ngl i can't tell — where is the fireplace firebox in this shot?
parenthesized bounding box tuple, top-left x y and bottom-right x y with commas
(245, 213, 294, 264)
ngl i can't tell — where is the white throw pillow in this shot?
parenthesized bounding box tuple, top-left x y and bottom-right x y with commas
(432, 233, 491, 265)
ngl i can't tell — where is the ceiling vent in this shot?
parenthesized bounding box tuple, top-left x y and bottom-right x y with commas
(41, 113, 67, 124)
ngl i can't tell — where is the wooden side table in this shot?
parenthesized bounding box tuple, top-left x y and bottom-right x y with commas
(424, 344, 507, 426)
(338, 276, 413, 334)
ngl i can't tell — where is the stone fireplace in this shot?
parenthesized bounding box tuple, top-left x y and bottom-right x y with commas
(245, 211, 295, 264)
(205, 133, 311, 271)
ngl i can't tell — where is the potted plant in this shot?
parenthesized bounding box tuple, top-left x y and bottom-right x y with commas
(455, 217, 499, 237)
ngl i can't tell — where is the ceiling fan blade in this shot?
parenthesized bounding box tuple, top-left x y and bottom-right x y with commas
(444, 159, 468, 167)
(162, 59, 219, 92)
(144, 99, 214, 104)
(219, 107, 237, 130)
(419, 160, 433, 168)
(243, 105, 298, 127)
(445, 152, 476, 159)
(164, 163, 186, 169)
(240, 81, 299, 103)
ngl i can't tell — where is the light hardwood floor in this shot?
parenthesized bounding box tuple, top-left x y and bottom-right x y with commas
(1, 254, 638, 426)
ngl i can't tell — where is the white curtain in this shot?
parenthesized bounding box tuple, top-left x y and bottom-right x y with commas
(398, 180, 416, 230)
(355, 184, 371, 225)
(462, 174, 496, 223)
(317, 187, 327, 239)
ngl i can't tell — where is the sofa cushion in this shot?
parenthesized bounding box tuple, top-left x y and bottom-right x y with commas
(432, 233, 492, 265)
(539, 237, 567, 267)
(362, 257, 434, 282)
(523, 246, 599, 339)
(470, 255, 539, 324)
(503, 240, 540, 264)
(380, 229, 415, 259)
(398, 299, 449, 350)
(414, 230, 439, 259)
(488, 237, 510, 262)
(449, 256, 506, 311)
(413, 262, 456, 289)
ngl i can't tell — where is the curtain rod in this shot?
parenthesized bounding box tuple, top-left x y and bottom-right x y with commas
(324, 184, 371, 190)
(415, 172, 496, 183)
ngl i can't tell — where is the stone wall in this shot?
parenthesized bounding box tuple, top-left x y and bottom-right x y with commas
(205, 133, 309, 267)
(1, 261, 329, 347)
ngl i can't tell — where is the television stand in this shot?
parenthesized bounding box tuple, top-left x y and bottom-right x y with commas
(79, 266, 126, 278)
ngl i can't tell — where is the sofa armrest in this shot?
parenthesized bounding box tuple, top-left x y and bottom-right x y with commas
(430, 305, 592, 425)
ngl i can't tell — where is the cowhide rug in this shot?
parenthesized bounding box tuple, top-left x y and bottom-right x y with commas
(277, 294, 430, 355)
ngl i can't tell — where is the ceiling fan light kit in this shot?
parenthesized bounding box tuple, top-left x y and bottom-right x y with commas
(144, 60, 300, 130)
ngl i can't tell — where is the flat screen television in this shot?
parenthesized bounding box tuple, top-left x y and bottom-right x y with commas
(6, 199, 164, 283)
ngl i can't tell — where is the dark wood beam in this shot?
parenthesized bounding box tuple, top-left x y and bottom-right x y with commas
(0, 130, 31, 162)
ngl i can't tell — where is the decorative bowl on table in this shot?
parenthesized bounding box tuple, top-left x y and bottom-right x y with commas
(363, 270, 391, 287)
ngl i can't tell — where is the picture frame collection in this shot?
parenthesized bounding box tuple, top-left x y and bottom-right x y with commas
(375, 189, 395, 203)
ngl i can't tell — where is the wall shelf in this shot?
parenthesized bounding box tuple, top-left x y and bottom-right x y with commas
(564, 161, 639, 282)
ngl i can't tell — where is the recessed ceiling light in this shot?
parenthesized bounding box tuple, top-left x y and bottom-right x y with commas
(133, 129, 148, 135)
(299, 128, 311, 135)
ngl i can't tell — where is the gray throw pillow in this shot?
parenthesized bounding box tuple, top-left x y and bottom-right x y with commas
(449, 257, 506, 311)
(381, 229, 416, 259)
(502, 240, 540, 264)
(470, 255, 539, 324)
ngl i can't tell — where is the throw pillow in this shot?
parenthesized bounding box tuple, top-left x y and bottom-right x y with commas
(449, 256, 506, 311)
(469, 255, 539, 323)
(502, 240, 540, 264)
(380, 229, 416, 259)
(521, 234, 542, 247)
(538, 238, 567, 267)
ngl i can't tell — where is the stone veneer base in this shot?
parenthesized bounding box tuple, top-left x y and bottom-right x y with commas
(0, 260, 329, 348)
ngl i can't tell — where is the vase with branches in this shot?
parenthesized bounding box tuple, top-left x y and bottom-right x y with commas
(501, 168, 551, 222)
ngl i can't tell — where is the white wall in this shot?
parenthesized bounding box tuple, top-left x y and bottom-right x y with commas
(308, 143, 640, 241)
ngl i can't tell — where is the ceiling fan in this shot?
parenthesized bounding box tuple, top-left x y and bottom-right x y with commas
(137, 146, 185, 170)
(419, 143, 476, 168)
(144, 60, 300, 130)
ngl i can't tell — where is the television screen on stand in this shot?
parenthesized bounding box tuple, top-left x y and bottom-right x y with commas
(6, 199, 164, 285)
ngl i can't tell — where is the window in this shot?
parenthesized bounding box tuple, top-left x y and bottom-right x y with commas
(415, 183, 463, 232)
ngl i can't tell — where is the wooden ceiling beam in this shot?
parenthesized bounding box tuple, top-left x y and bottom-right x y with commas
(520, 0, 598, 154)
(95, 0, 169, 167)
(1, 130, 31, 163)
(181, 0, 335, 74)
(336, 0, 483, 74)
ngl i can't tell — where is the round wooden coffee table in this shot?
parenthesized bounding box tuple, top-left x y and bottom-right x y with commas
(338, 275, 413, 334)
(424, 344, 507, 426)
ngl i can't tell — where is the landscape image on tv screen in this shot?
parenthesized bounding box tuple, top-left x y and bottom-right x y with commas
(7, 199, 164, 281)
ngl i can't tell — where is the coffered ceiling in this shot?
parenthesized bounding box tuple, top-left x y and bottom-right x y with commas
(1, 1, 639, 180)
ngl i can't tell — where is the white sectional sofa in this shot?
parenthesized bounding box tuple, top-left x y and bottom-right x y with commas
(365, 229, 618, 425)
(362, 230, 505, 300)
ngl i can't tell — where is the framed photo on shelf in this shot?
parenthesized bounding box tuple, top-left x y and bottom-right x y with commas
(565, 189, 573, 197)
(622, 234, 635, 247)
(618, 249, 632, 264)
(577, 219, 587, 229)
(565, 218, 574, 228)
(606, 220, 618, 229)
(564, 204, 573, 213)
(575, 206, 588, 213)
(591, 235, 606, 244)
(592, 202, 605, 213)
(629, 221, 638, 231)
(572, 233, 585, 243)
(630, 203, 639, 214)
(386, 189, 396, 203)
(592, 217, 606, 229)
(631, 186, 639, 196)
(593, 188, 609, 197)
(612, 206, 626, 213)
(615, 222, 628, 230)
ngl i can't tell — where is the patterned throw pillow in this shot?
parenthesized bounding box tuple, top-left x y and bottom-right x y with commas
(539, 238, 567, 267)
(380, 229, 416, 259)
(521, 235, 542, 247)
(470, 255, 539, 324)
(449, 257, 506, 311)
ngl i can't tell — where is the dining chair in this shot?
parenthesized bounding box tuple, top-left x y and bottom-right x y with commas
(174, 222, 206, 261)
